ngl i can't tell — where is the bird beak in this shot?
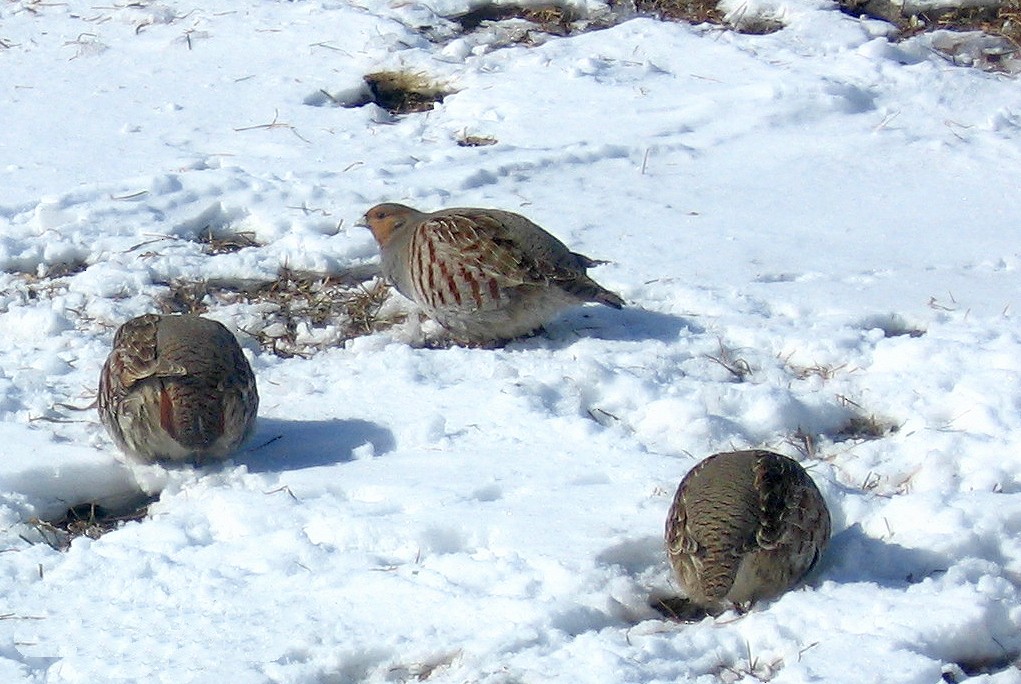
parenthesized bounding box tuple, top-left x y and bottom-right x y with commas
(355, 213, 369, 229)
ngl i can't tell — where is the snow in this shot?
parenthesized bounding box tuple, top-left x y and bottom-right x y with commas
(1, 0, 1021, 681)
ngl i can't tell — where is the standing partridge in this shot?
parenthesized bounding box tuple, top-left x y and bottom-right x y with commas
(665, 450, 830, 615)
(362, 203, 624, 344)
(98, 314, 259, 465)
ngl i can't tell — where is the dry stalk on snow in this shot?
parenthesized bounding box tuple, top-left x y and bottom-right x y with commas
(705, 338, 754, 381)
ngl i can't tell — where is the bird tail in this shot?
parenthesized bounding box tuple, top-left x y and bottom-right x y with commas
(592, 286, 625, 309)
(563, 251, 624, 308)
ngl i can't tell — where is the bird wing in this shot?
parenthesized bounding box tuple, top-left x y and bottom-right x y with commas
(110, 315, 189, 390)
(752, 451, 830, 551)
(423, 211, 586, 289)
(419, 213, 537, 287)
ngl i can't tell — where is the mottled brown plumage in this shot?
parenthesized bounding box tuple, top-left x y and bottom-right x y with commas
(665, 450, 830, 615)
(362, 203, 624, 344)
(98, 314, 259, 465)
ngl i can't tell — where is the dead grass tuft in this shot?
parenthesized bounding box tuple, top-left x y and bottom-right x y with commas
(834, 394, 899, 441)
(839, 0, 1021, 49)
(387, 650, 463, 681)
(711, 641, 786, 682)
(457, 132, 499, 147)
(40, 259, 90, 279)
(452, 2, 580, 35)
(784, 427, 817, 459)
(789, 362, 849, 381)
(25, 497, 157, 551)
(635, 0, 726, 26)
(3, 258, 90, 304)
(704, 338, 754, 381)
(158, 278, 214, 314)
(3, 258, 89, 281)
(194, 226, 261, 255)
(635, 0, 784, 32)
(363, 71, 451, 115)
(155, 266, 404, 357)
(837, 413, 894, 440)
(780, 350, 853, 382)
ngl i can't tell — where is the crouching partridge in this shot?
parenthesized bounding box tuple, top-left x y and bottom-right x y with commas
(98, 314, 259, 465)
(665, 450, 830, 615)
(362, 203, 624, 344)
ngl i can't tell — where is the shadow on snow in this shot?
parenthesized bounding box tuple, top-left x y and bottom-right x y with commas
(240, 418, 397, 473)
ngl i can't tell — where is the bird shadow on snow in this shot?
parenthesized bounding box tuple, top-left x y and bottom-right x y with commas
(238, 418, 396, 474)
(596, 535, 666, 576)
(594, 526, 954, 618)
(597, 526, 954, 589)
(526, 304, 701, 348)
(818, 523, 953, 588)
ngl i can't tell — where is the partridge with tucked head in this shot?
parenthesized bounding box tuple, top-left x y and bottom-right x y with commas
(98, 314, 259, 465)
(665, 449, 830, 615)
(362, 203, 624, 344)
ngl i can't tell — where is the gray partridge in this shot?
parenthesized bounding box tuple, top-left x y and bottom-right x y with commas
(665, 450, 830, 615)
(98, 314, 259, 465)
(362, 203, 624, 344)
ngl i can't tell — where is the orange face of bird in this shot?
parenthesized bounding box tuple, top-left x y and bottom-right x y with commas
(362, 203, 413, 248)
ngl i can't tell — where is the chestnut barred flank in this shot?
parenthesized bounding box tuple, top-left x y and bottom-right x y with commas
(362, 203, 623, 345)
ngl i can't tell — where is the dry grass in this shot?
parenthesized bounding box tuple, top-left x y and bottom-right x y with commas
(2, 258, 89, 281)
(784, 427, 817, 459)
(2, 258, 90, 306)
(158, 278, 216, 315)
(780, 351, 852, 381)
(453, 3, 580, 35)
(704, 339, 754, 381)
(242, 273, 400, 357)
(363, 71, 451, 115)
(783, 395, 897, 457)
(837, 414, 891, 440)
(155, 266, 404, 358)
(711, 641, 786, 682)
(834, 394, 899, 441)
(25, 497, 157, 552)
(634, 0, 726, 25)
(194, 227, 260, 255)
(457, 133, 498, 147)
(840, 0, 1021, 45)
(635, 0, 784, 33)
(39, 259, 90, 279)
(791, 363, 848, 380)
(387, 650, 463, 681)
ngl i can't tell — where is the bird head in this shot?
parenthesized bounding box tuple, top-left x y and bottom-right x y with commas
(361, 203, 417, 247)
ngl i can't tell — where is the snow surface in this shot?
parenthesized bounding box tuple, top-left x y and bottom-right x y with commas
(2, 0, 1021, 681)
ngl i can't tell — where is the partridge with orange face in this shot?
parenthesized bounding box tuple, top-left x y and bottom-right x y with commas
(665, 450, 830, 615)
(362, 203, 623, 344)
(98, 314, 259, 465)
